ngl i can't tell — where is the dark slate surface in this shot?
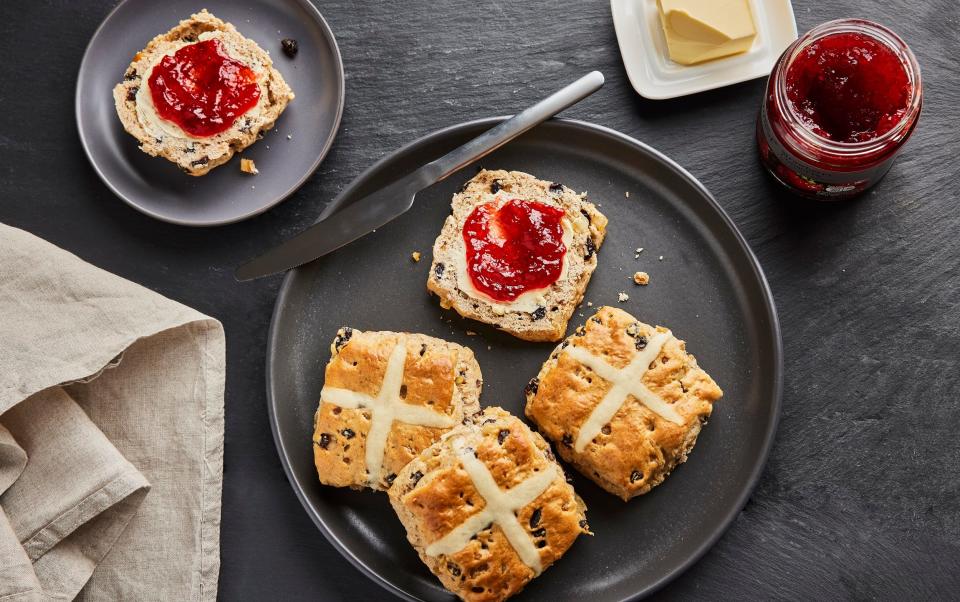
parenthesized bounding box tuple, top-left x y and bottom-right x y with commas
(1, 0, 958, 599)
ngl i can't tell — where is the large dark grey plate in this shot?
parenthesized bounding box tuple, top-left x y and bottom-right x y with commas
(76, 0, 344, 226)
(267, 118, 782, 600)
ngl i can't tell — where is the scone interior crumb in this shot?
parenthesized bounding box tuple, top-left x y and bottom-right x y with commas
(112, 10, 295, 176)
(426, 169, 608, 342)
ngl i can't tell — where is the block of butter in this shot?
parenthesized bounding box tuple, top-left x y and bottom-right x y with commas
(656, 0, 757, 65)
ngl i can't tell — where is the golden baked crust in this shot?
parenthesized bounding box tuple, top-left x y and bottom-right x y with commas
(524, 306, 722, 501)
(388, 407, 589, 602)
(313, 328, 482, 491)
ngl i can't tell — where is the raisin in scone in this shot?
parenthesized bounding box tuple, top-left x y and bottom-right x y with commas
(428, 169, 607, 342)
(113, 10, 294, 176)
(389, 407, 589, 602)
(313, 328, 482, 491)
(524, 307, 722, 501)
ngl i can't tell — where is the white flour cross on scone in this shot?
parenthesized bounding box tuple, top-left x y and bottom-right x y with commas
(563, 329, 684, 452)
(425, 437, 556, 574)
(320, 342, 457, 484)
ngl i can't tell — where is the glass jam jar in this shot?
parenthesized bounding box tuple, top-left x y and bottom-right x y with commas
(757, 19, 922, 199)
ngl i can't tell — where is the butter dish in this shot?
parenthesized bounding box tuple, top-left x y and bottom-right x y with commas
(611, 0, 797, 99)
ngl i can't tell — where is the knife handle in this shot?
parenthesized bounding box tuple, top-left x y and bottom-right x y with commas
(423, 71, 605, 182)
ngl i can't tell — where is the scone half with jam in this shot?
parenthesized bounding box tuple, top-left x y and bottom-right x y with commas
(113, 10, 294, 175)
(524, 306, 723, 501)
(389, 407, 589, 602)
(313, 328, 481, 491)
(428, 169, 608, 342)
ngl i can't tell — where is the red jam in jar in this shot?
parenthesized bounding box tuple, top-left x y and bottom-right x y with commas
(462, 199, 567, 302)
(148, 39, 261, 137)
(757, 19, 921, 199)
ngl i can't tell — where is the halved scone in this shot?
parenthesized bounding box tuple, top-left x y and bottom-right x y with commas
(113, 10, 294, 175)
(389, 407, 589, 602)
(428, 169, 607, 342)
(313, 328, 481, 491)
(524, 306, 722, 501)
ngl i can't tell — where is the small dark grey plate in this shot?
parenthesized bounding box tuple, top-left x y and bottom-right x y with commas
(267, 118, 782, 600)
(76, 0, 344, 226)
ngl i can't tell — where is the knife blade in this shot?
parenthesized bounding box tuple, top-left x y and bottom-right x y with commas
(235, 71, 604, 281)
(235, 169, 433, 281)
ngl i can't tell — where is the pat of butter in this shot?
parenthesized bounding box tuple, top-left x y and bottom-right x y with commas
(656, 0, 757, 65)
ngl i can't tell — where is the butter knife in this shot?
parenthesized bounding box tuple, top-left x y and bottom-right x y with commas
(235, 71, 604, 281)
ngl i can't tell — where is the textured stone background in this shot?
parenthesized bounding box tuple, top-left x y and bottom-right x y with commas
(1, 0, 958, 599)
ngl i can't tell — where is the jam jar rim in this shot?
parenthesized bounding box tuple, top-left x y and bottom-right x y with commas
(771, 18, 922, 163)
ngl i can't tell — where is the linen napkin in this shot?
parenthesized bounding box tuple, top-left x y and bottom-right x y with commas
(0, 223, 224, 601)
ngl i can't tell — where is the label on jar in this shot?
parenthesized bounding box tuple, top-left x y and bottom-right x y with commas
(759, 100, 896, 199)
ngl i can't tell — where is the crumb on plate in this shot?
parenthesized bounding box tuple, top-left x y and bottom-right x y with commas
(632, 271, 650, 285)
(617, 291, 629, 302)
(411, 251, 421, 262)
(240, 158, 258, 174)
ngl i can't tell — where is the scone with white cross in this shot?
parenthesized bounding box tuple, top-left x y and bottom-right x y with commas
(313, 328, 482, 491)
(524, 306, 722, 501)
(388, 407, 589, 602)
(427, 169, 607, 342)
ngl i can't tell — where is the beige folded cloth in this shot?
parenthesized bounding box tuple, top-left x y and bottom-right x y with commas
(0, 223, 224, 601)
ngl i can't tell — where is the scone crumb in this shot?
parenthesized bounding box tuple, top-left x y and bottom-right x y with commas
(617, 291, 630, 302)
(625, 191, 630, 198)
(465, 330, 477, 336)
(632, 271, 650, 286)
(411, 251, 422, 262)
(659, 255, 664, 261)
(587, 301, 593, 307)
(240, 158, 259, 175)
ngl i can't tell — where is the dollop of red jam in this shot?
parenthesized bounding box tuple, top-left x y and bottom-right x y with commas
(462, 199, 567, 303)
(785, 32, 911, 143)
(148, 39, 261, 137)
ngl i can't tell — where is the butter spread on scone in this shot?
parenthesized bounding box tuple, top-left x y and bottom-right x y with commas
(389, 407, 589, 602)
(313, 328, 481, 491)
(448, 204, 576, 315)
(525, 306, 722, 501)
(113, 10, 294, 176)
(134, 32, 268, 143)
(428, 169, 607, 343)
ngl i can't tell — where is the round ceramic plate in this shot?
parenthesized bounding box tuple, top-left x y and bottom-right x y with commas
(267, 118, 782, 600)
(76, 0, 344, 226)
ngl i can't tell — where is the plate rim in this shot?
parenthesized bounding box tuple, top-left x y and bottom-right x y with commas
(75, 0, 346, 227)
(265, 116, 784, 601)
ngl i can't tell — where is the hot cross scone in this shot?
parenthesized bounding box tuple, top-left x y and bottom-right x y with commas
(388, 407, 589, 602)
(313, 328, 482, 491)
(524, 306, 723, 501)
